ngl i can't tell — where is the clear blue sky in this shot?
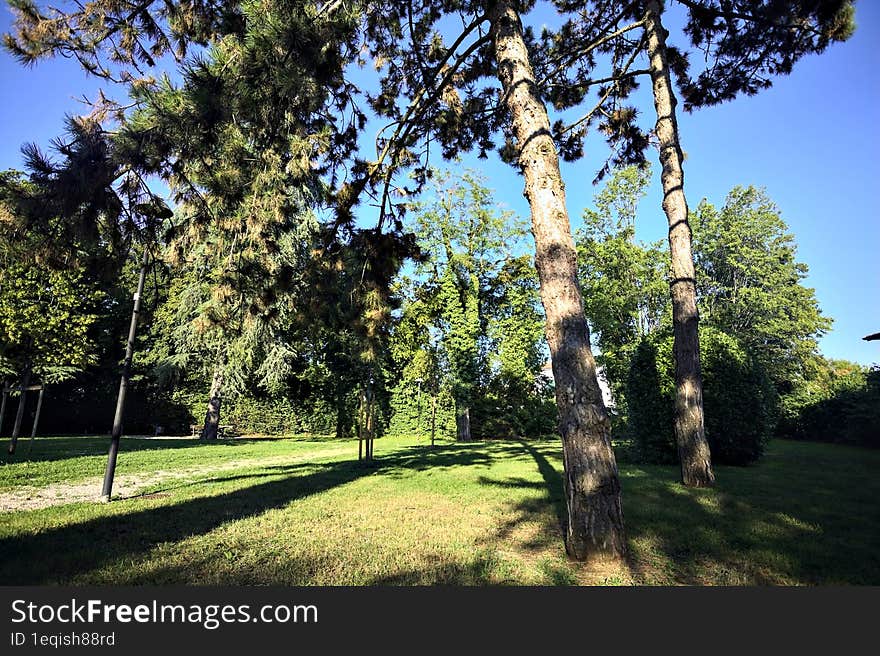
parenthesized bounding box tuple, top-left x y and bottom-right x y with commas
(1, 2, 878, 365)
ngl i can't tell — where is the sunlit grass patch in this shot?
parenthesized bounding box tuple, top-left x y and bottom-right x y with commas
(0, 436, 877, 585)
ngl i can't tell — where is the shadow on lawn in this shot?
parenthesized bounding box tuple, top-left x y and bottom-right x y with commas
(621, 443, 880, 585)
(0, 445, 495, 585)
(3, 438, 878, 585)
(479, 440, 880, 585)
(476, 441, 568, 555)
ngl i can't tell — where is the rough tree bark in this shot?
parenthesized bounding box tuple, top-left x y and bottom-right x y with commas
(644, 0, 715, 487)
(101, 247, 150, 500)
(489, 1, 626, 560)
(201, 357, 226, 440)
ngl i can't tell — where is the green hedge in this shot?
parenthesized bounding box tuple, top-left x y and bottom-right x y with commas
(385, 382, 456, 439)
(626, 339, 675, 463)
(778, 366, 879, 447)
(627, 327, 775, 466)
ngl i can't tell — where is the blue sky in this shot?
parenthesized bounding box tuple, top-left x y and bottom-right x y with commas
(1, 2, 878, 365)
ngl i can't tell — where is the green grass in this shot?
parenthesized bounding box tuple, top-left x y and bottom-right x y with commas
(0, 435, 877, 585)
(0, 435, 346, 490)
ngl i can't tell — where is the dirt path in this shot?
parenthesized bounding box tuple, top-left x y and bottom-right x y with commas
(0, 446, 351, 513)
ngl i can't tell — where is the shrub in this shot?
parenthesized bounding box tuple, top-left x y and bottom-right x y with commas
(385, 381, 456, 439)
(627, 327, 775, 466)
(225, 395, 336, 435)
(700, 328, 776, 465)
(627, 339, 675, 463)
(778, 363, 879, 447)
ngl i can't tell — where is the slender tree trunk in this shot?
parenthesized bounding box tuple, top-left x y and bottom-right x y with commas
(25, 385, 45, 456)
(29, 385, 44, 440)
(357, 388, 365, 461)
(455, 404, 471, 442)
(430, 393, 437, 448)
(202, 357, 226, 440)
(489, 1, 626, 560)
(366, 383, 375, 461)
(7, 368, 31, 455)
(645, 1, 715, 488)
(366, 395, 374, 461)
(101, 247, 150, 500)
(0, 383, 8, 436)
(335, 390, 347, 440)
(358, 384, 376, 462)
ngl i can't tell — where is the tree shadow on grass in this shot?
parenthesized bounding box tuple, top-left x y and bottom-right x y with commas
(367, 554, 503, 585)
(476, 441, 566, 551)
(478, 439, 880, 585)
(0, 445, 496, 585)
(617, 443, 880, 585)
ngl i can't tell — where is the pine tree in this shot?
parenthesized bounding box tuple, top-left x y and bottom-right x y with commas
(0, 113, 166, 470)
(347, 0, 633, 559)
(643, 0, 715, 486)
(6, 0, 637, 559)
(540, 0, 855, 486)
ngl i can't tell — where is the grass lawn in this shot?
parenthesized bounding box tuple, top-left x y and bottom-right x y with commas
(0, 434, 877, 585)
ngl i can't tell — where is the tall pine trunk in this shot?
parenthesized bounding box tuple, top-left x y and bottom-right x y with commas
(489, 1, 626, 561)
(455, 405, 471, 442)
(101, 247, 149, 500)
(6, 367, 30, 455)
(202, 357, 226, 440)
(645, 0, 715, 488)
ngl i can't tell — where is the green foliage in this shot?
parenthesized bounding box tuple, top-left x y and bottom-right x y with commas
(628, 327, 775, 466)
(672, 1, 856, 110)
(471, 383, 558, 440)
(539, 1, 855, 177)
(385, 382, 456, 439)
(387, 169, 548, 438)
(489, 256, 546, 394)
(627, 339, 675, 464)
(778, 360, 879, 447)
(224, 395, 337, 436)
(700, 329, 777, 466)
(410, 170, 523, 411)
(0, 170, 107, 385)
(437, 262, 481, 408)
(576, 165, 669, 410)
(693, 187, 832, 388)
(0, 264, 103, 383)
